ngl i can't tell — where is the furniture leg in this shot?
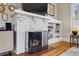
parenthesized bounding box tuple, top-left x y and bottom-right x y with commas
(77, 37, 78, 47)
(70, 36, 72, 46)
(9, 51, 12, 56)
(72, 37, 74, 44)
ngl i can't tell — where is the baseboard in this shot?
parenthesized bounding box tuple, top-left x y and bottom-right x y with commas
(61, 37, 70, 42)
(48, 37, 63, 45)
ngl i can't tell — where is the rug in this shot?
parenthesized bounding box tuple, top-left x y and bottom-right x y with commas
(59, 46, 79, 56)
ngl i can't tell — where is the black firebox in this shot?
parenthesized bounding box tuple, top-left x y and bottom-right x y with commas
(28, 32, 42, 53)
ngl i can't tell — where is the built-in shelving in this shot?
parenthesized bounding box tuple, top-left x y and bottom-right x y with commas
(48, 18, 62, 44)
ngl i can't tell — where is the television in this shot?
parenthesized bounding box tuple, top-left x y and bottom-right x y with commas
(22, 3, 48, 15)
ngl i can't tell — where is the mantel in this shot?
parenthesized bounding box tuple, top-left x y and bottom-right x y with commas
(12, 10, 51, 20)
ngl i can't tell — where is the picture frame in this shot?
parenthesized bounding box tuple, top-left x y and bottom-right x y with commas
(47, 3, 55, 16)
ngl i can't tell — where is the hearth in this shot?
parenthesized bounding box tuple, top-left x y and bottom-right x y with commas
(25, 31, 48, 53)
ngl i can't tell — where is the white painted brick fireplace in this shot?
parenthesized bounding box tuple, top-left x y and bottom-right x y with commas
(12, 10, 50, 54)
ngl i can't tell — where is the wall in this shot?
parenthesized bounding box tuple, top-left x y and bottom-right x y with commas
(0, 3, 22, 28)
(56, 3, 71, 42)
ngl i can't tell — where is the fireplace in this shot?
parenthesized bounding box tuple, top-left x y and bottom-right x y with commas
(25, 31, 48, 53)
(12, 10, 49, 54)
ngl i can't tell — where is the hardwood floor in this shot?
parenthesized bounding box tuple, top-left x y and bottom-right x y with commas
(40, 41, 74, 56)
(16, 41, 74, 56)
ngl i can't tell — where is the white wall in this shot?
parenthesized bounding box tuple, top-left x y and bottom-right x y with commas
(0, 3, 22, 27)
(57, 3, 71, 42)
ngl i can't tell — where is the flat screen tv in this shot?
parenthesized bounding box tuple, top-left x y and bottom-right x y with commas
(22, 3, 48, 16)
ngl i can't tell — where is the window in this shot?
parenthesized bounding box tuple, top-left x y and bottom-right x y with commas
(72, 4, 79, 29)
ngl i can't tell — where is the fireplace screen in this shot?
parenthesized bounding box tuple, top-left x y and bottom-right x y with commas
(28, 32, 42, 53)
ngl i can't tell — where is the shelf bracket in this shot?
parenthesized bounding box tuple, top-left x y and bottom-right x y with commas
(31, 16, 36, 24)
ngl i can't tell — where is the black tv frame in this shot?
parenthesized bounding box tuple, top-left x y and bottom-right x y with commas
(22, 3, 48, 16)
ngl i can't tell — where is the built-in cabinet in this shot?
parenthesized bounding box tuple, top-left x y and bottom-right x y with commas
(48, 18, 62, 44)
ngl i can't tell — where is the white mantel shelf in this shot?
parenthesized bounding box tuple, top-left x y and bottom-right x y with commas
(12, 10, 51, 20)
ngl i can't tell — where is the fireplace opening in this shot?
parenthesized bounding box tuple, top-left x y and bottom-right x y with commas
(28, 32, 42, 53)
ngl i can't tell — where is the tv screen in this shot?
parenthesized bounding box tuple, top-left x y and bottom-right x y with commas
(22, 3, 48, 15)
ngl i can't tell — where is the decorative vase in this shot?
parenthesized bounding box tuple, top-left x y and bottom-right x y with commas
(72, 31, 78, 35)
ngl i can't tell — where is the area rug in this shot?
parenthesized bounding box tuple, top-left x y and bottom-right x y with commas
(59, 46, 79, 56)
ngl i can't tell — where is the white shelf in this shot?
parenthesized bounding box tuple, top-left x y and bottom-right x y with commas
(48, 18, 62, 44)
